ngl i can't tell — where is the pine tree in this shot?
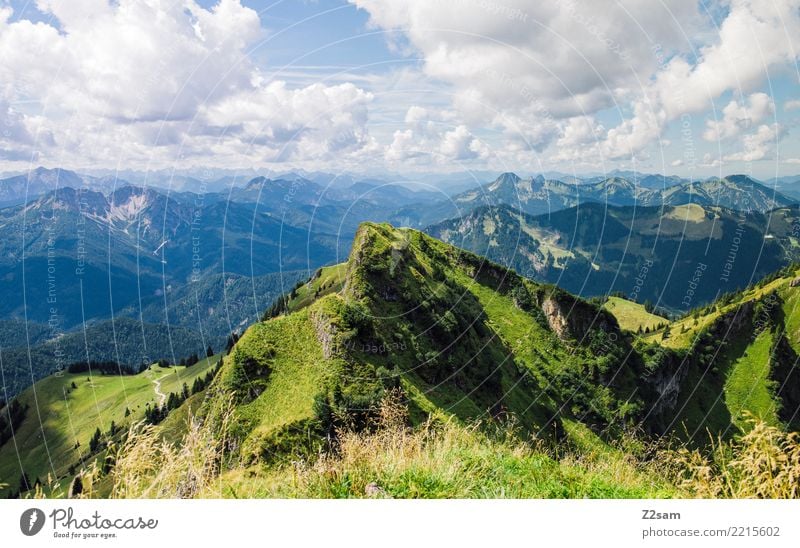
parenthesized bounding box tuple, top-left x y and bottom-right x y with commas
(89, 427, 102, 452)
(206, 345, 214, 358)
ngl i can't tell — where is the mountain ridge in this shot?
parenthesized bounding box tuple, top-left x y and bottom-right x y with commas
(392, 172, 797, 227)
(427, 201, 800, 311)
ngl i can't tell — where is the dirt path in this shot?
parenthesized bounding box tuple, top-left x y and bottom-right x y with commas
(151, 374, 166, 407)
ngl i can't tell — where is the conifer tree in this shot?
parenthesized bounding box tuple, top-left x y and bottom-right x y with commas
(89, 427, 102, 452)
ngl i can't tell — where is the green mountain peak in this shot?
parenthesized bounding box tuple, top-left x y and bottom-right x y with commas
(209, 222, 649, 466)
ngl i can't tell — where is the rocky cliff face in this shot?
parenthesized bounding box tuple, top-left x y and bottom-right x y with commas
(539, 291, 618, 342)
(310, 306, 339, 359)
(541, 298, 570, 340)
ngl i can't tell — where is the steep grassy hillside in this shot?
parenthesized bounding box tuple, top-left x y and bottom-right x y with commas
(0, 354, 220, 496)
(7, 223, 800, 499)
(188, 226, 800, 484)
(638, 264, 800, 437)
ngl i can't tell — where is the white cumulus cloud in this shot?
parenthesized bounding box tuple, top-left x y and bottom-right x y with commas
(0, 1, 376, 168)
(723, 123, 787, 162)
(703, 93, 774, 142)
(350, 0, 799, 167)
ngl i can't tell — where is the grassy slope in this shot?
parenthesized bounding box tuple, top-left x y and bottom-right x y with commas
(9, 222, 800, 498)
(214, 225, 549, 462)
(454, 270, 562, 423)
(645, 272, 795, 349)
(724, 330, 779, 429)
(228, 310, 342, 460)
(0, 355, 219, 495)
(344, 224, 594, 430)
(603, 297, 666, 332)
(780, 281, 800, 355)
(209, 418, 678, 498)
(285, 263, 347, 312)
(638, 267, 800, 436)
(197, 223, 667, 497)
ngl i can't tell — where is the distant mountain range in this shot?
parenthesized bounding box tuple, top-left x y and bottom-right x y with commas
(0, 184, 342, 327)
(428, 202, 800, 312)
(0, 167, 118, 207)
(5, 167, 797, 212)
(0, 167, 450, 206)
(392, 172, 797, 227)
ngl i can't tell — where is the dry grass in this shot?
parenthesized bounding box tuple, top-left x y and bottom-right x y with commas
(212, 391, 677, 498)
(663, 415, 800, 498)
(107, 395, 236, 498)
(99, 394, 800, 499)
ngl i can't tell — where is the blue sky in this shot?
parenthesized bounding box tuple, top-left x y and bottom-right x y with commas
(0, 0, 798, 180)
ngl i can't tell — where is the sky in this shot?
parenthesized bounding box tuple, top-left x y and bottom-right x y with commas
(0, 0, 799, 180)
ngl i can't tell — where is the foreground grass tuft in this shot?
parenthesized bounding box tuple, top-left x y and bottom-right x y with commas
(664, 415, 800, 498)
(106, 396, 236, 498)
(205, 394, 676, 499)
